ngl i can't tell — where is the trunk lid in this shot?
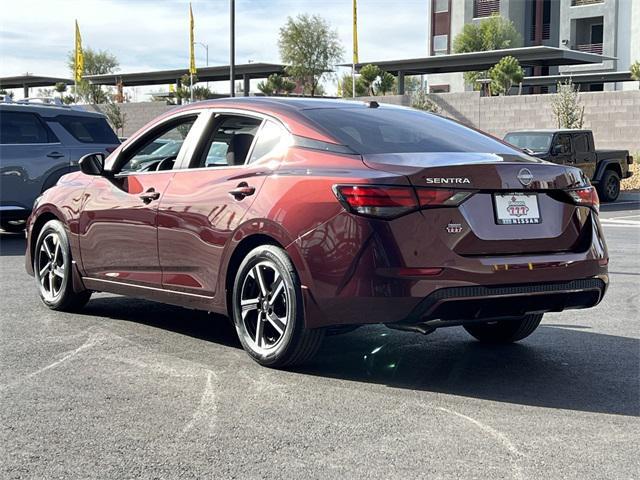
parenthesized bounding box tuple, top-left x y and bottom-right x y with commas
(363, 152, 592, 257)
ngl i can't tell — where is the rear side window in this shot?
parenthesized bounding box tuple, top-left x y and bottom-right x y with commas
(248, 120, 290, 163)
(54, 115, 118, 144)
(574, 134, 589, 153)
(0, 111, 57, 144)
(301, 107, 515, 154)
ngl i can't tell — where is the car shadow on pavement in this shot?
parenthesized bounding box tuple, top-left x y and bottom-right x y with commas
(0, 232, 26, 256)
(81, 296, 243, 350)
(80, 295, 638, 418)
(300, 324, 640, 417)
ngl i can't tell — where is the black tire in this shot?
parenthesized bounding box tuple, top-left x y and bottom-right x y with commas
(232, 245, 324, 368)
(1, 221, 25, 233)
(597, 170, 620, 203)
(33, 220, 91, 311)
(463, 314, 543, 343)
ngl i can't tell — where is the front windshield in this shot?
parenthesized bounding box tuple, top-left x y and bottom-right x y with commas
(504, 133, 553, 153)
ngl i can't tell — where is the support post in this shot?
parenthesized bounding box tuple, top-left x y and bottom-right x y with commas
(243, 75, 250, 97)
(176, 78, 182, 105)
(23, 83, 29, 99)
(397, 71, 405, 95)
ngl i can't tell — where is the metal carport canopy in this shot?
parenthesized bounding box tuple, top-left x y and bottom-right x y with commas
(85, 62, 286, 87)
(521, 70, 633, 87)
(0, 75, 74, 97)
(340, 47, 615, 76)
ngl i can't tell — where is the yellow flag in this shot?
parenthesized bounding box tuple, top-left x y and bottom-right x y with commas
(352, 0, 359, 65)
(189, 3, 197, 75)
(75, 20, 84, 83)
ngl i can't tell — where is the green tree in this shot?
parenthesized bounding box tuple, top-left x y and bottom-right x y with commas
(631, 60, 640, 88)
(453, 15, 523, 90)
(552, 79, 584, 129)
(67, 48, 119, 103)
(257, 74, 297, 96)
(488, 56, 524, 95)
(339, 73, 368, 98)
(377, 71, 396, 95)
(104, 101, 126, 136)
(278, 14, 344, 97)
(359, 64, 381, 95)
(411, 88, 440, 113)
(54, 82, 67, 99)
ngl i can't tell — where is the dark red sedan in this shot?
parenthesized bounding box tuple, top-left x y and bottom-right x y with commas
(25, 98, 608, 367)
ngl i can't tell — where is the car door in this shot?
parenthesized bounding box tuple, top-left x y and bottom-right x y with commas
(551, 133, 573, 166)
(157, 113, 290, 298)
(78, 112, 204, 287)
(572, 132, 596, 179)
(0, 110, 68, 212)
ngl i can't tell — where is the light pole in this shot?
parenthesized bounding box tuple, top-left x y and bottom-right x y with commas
(194, 42, 209, 88)
(230, 0, 235, 97)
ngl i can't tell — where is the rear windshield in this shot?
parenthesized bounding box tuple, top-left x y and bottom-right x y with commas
(54, 115, 119, 144)
(301, 107, 515, 155)
(504, 132, 553, 153)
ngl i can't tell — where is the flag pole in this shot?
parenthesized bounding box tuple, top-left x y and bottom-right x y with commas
(352, 0, 358, 98)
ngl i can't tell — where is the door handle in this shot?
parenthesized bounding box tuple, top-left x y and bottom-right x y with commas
(228, 183, 256, 200)
(139, 188, 160, 203)
(46, 151, 65, 159)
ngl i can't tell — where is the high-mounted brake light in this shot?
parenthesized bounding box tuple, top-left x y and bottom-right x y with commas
(333, 185, 472, 219)
(568, 186, 599, 213)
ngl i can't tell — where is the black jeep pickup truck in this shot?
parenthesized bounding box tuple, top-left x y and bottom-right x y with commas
(504, 129, 634, 202)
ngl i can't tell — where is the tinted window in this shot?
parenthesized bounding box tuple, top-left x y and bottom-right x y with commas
(55, 115, 118, 144)
(302, 107, 515, 154)
(248, 120, 290, 163)
(504, 132, 553, 153)
(556, 134, 572, 154)
(0, 111, 57, 144)
(574, 134, 589, 153)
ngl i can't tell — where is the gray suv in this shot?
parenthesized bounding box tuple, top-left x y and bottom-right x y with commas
(0, 100, 119, 231)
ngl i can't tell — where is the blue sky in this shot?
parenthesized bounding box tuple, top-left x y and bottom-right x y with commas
(0, 0, 432, 96)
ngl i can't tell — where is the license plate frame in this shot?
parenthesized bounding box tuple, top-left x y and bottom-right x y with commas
(493, 193, 541, 225)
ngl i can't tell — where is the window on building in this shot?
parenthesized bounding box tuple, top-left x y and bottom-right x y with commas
(433, 35, 449, 55)
(434, 0, 448, 13)
(474, 0, 500, 18)
(429, 84, 450, 93)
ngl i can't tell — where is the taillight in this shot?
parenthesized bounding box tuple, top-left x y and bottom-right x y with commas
(568, 186, 599, 213)
(333, 185, 472, 219)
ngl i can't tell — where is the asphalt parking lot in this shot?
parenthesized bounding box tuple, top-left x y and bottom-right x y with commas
(1, 194, 638, 480)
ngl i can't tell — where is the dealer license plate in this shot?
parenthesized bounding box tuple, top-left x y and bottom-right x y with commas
(494, 193, 541, 225)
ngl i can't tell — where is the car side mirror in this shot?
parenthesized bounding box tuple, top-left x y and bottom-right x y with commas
(79, 152, 105, 176)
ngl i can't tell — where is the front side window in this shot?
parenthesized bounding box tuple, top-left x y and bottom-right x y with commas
(0, 111, 57, 144)
(556, 134, 572, 154)
(54, 115, 118, 144)
(194, 115, 262, 168)
(119, 116, 197, 173)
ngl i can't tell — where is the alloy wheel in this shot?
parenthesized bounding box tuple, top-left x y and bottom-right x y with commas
(239, 260, 290, 352)
(37, 232, 65, 301)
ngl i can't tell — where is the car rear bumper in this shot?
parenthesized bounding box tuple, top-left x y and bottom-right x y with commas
(397, 277, 607, 325)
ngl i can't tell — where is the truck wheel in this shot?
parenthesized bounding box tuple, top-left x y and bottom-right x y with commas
(464, 314, 543, 343)
(598, 170, 620, 202)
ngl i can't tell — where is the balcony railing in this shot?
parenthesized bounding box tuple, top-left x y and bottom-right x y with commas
(574, 43, 603, 55)
(474, 0, 500, 18)
(529, 23, 551, 42)
(571, 0, 603, 6)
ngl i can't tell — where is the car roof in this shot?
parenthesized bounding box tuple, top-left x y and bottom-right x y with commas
(193, 96, 373, 111)
(0, 102, 108, 119)
(506, 129, 592, 134)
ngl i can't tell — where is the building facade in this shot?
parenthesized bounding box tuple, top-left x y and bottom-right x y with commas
(426, 0, 639, 93)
